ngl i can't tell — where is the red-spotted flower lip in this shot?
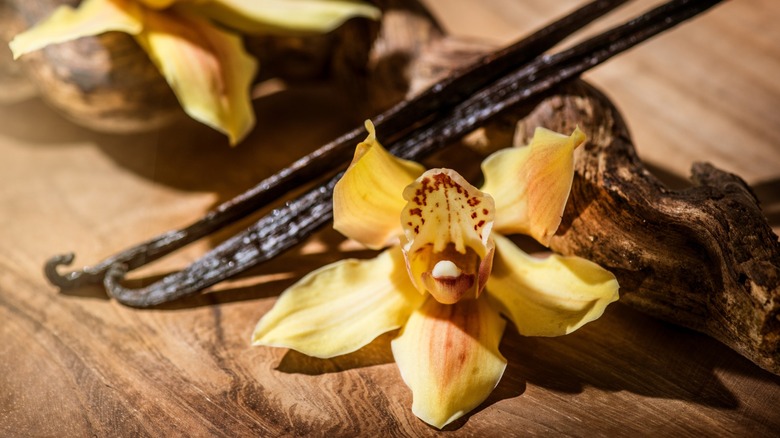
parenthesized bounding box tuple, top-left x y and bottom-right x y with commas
(400, 168, 495, 304)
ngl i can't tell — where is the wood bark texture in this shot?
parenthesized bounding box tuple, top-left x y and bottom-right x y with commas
(502, 81, 780, 375)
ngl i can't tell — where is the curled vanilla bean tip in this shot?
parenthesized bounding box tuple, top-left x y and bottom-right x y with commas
(104, 263, 175, 309)
(44, 253, 78, 288)
(104, 263, 129, 299)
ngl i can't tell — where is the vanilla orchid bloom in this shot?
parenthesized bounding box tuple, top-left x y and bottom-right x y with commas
(252, 121, 619, 428)
(9, 0, 379, 145)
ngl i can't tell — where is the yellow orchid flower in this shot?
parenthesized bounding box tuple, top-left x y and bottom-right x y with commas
(9, 0, 380, 145)
(252, 120, 619, 428)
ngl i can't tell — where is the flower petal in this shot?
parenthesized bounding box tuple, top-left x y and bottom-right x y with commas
(487, 234, 619, 337)
(391, 296, 507, 429)
(9, 0, 143, 59)
(133, 7, 257, 145)
(137, 0, 178, 9)
(189, 0, 381, 35)
(480, 127, 586, 246)
(252, 246, 424, 359)
(401, 169, 496, 303)
(333, 120, 425, 249)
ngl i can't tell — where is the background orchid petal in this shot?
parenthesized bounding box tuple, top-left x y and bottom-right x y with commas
(333, 121, 425, 249)
(480, 127, 586, 246)
(9, 0, 143, 59)
(189, 0, 381, 35)
(133, 7, 257, 145)
(487, 234, 619, 337)
(252, 246, 424, 359)
(391, 296, 507, 429)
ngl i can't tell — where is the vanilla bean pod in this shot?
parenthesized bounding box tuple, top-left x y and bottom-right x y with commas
(103, 0, 723, 307)
(44, 0, 629, 290)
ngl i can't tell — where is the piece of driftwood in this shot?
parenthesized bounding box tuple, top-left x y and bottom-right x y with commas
(487, 81, 780, 376)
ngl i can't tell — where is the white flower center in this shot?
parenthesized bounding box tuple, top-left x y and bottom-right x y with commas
(432, 260, 461, 279)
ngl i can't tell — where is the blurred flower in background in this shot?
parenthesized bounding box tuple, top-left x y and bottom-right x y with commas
(10, 0, 380, 144)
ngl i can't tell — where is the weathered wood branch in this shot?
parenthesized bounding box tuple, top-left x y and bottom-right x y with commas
(504, 81, 780, 375)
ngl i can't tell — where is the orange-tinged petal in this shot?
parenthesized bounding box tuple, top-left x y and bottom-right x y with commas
(133, 8, 257, 145)
(480, 127, 586, 246)
(487, 234, 619, 337)
(333, 121, 425, 249)
(252, 246, 424, 359)
(188, 0, 381, 35)
(391, 295, 507, 429)
(9, 0, 143, 59)
(401, 169, 495, 303)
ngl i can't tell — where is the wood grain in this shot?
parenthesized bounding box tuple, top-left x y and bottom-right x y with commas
(1, 0, 779, 436)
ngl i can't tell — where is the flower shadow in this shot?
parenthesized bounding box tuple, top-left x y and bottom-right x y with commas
(275, 331, 397, 375)
(504, 304, 779, 409)
(0, 80, 358, 201)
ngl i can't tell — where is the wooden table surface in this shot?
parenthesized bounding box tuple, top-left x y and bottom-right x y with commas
(2, 0, 779, 436)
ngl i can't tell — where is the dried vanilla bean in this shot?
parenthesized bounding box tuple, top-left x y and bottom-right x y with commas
(103, 0, 724, 307)
(44, 0, 630, 290)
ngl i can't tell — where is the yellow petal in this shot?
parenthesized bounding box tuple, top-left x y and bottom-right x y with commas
(487, 234, 619, 337)
(189, 0, 381, 35)
(9, 0, 143, 59)
(252, 246, 424, 359)
(401, 168, 495, 304)
(133, 8, 257, 145)
(480, 126, 586, 246)
(137, 0, 178, 9)
(391, 296, 507, 429)
(333, 120, 425, 249)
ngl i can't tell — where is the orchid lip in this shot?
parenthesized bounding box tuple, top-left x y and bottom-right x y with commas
(423, 270, 476, 305)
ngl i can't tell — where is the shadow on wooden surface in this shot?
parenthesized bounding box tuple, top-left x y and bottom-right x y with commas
(0, 82, 359, 201)
(276, 332, 397, 375)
